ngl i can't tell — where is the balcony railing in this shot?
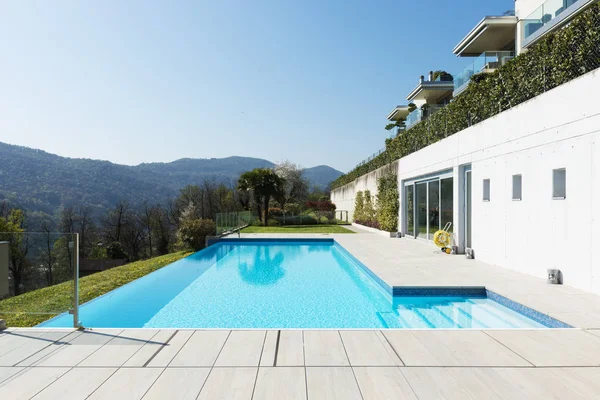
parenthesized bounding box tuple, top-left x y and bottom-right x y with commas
(523, 0, 583, 43)
(405, 104, 445, 130)
(453, 51, 515, 95)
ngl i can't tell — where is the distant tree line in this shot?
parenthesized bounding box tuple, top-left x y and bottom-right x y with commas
(0, 161, 333, 296)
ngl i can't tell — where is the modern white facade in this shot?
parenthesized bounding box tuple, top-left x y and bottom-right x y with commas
(333, 67, 600, 294)
(397, 69, 600, 294)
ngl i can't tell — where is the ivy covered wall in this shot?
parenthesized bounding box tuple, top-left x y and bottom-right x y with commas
(332, 3, 600, 190)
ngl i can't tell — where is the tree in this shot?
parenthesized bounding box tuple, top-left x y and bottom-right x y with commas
(273, 161, 309, 210)
(237, 168, 285, 225)
(39, 217, 57, 286)
(431, 70, 453, 82)
(0, 208, 30, 295)
(177, 218, 216, 251)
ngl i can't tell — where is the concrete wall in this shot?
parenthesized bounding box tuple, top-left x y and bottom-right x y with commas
(395, 68, 600, 294)
(330, 161, 398, 221)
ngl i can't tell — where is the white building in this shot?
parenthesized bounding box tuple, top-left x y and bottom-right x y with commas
(331, 0, 600, 294)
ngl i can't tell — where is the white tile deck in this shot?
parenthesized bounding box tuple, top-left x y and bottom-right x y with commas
(3, 231, 600, 398)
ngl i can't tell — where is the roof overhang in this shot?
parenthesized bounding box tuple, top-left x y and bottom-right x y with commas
(453, 16, 517, 56)
(386, 105, 410, 121)
(406, 82, 454, 103)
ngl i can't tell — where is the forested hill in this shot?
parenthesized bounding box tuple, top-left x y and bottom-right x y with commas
(0, 142, 343, 216)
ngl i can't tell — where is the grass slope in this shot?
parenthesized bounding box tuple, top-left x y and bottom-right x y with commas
(0, 251, 191, 327)
(241, 225, 355, 234)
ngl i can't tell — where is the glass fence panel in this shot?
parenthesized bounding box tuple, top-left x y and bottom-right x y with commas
(0, 232, 77, 328)
(524, 0, 580, 41)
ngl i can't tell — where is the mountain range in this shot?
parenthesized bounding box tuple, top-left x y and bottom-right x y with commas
(0, 142, 343, 217)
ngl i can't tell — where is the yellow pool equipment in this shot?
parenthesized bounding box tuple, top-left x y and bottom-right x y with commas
(433, 223, 453, 254)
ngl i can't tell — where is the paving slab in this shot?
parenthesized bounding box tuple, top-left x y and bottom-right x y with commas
(87, 367, 163, 400)
(215, 330, 265, 367)
(276, 330, 304, 366)
(168, 330, 229, 367)
(142, 367, 210, 400)
(78, 329, 159, 367)
(340, 331, 401, 366)
(0, 330, 75, 366)
(487, 329, 600, 366)
(259, 331, 278, 367)
(0, 367, 24, 384)
(31, 367, 116, 400)
(352, 367, 417, 400)
(122, 330, 175, 367)
(306, 367, 362, 400)
(0, 367, 70, 399)
(304, 330, 349, 366)
(253, 367, 306, 400)
(383, 330, 531, 367)
(147, 330, 194, 367)
(35, 329, 123, 367)
(197, 367, 257, 400)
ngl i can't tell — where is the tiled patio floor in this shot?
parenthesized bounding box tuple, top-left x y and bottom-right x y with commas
(2, 328, 600, 399)
(3, 229, 600, 398)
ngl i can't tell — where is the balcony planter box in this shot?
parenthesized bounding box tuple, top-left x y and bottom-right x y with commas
(352, 222, 398, 238)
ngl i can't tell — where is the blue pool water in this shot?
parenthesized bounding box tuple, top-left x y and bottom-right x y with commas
(41, 240, 551, 329)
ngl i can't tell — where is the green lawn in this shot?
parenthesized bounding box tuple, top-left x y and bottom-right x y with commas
(0, 251, 191, 327)
(241, 224, 355, 234)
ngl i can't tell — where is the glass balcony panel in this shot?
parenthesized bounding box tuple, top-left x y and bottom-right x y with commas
(405, 109, 423, 130)
(523, 0, 581, 41)
(454, 51, 514, 95)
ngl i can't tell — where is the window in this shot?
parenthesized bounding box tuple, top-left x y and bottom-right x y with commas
(553, 168, 566, 199)
(483, 179, 490, 201)
(512, 174, 522, 201)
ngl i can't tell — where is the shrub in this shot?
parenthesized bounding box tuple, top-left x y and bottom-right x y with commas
(267, 218, 281, 226)
(330, 3, 600, 190)
(376, 174, 399, 232)
(273, 215, 318, 225)
(363, 190, 376, 223)
(285, 203, 301, 215)
(354, 191, 365, 222)
(177, 218, 216, 251)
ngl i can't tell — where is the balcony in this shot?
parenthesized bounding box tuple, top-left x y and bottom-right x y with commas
(522, 0, 595, 47)
(405, 104, 445, 130)
(453, 51, 514, 96)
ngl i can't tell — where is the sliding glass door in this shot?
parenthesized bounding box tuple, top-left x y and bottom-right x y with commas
(406, 185, 414, 236)
(416, 182, 428, 239)
(427, 180, 440, 240)
(405, 174, 454, 240)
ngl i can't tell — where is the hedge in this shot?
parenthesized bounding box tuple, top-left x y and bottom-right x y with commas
(331, 3, 600, 190)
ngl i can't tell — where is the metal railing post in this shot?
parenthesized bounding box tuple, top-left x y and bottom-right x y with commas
(73, 233, 79, 328)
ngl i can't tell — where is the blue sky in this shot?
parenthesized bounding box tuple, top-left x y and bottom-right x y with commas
(0, 0, 513, 172)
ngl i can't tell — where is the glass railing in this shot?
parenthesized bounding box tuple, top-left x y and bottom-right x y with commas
(405, 104, 445, 130)
(0, 232, 79, 328)
(453, 51, 515, 94)
(405, 109, 423, 130)
(523, 0, 581, 41)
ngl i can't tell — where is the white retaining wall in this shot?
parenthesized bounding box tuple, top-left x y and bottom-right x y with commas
(330, 161, 398, 221)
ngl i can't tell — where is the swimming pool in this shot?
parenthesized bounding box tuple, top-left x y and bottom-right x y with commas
(40, 239, 565, 329)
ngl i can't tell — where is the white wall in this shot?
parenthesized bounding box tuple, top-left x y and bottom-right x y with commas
(395, 68, 600, 294)
(330, 161, 398, 221)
